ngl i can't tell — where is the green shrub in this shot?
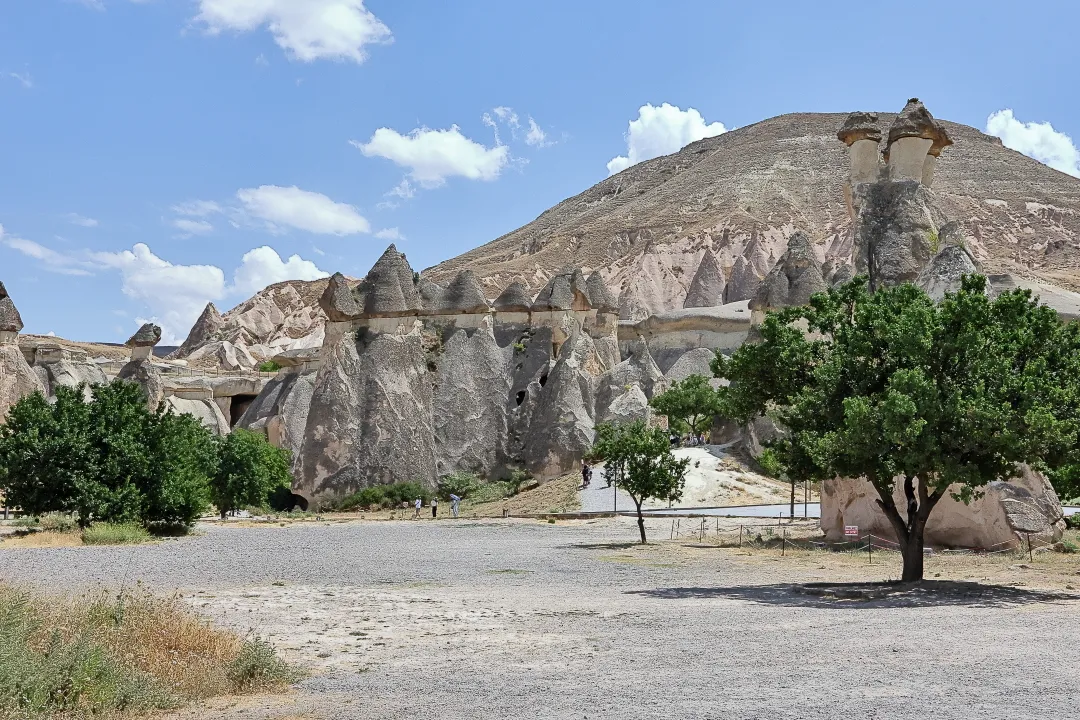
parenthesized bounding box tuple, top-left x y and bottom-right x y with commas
(81, 522, 153, 545)
(38, 513, 79, 533)
(226, 638, 297, 690)
(1065, 514, 1080, 530)
(438, 472, 480, 499)
(334, 482, 431, 511)
(507, 468, 534, 493)
(210, 429, 292, 519)
(257, 360, 282, 373)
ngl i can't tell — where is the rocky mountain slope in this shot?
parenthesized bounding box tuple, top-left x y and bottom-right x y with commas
(177, 111, 1080, 363)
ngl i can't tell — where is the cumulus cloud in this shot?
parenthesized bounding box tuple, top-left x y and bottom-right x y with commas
(986, 109, 1080, 178)
(606, 103, 727, 175)
(195, 0, 392, 64)
(236, 185, 370, 235)
(231, 245, 328, 296)
(353, 126, 509, 188)
(91, 243, 227, 343)
(172, 218, 214, 236)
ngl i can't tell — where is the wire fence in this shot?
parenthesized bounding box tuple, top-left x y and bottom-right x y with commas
(664, 516, 1061, 562)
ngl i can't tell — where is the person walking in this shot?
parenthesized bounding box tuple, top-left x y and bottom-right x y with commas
(413, 496, 421, 520)
(450, 493, 461, 518)
(581, 460, 592, 489)
(431, 496, 438, 519)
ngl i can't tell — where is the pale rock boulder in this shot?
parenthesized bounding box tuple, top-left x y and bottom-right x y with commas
(187, 339, 257, 371)
(432, 320, 513, 477)
(664, 347, 719, 383)
(750, 231, 828, 311)
(236, 370, 316, 471)
(601, 383, 651, 425)
(164, 396, 231, 436)
(40, 357, 108, 399)
(175, 303, 224, 357)
(725, 255, 762, 303)
(0, 347, 45, 423)
(594, 337, 664, 423)
(683, 252, 726, 308)
(820, 466, 1066, 548)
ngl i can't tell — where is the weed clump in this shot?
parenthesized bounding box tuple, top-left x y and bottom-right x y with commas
(81, 523, 153, 545)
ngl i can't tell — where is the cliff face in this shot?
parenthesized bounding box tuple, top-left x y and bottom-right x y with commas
(177, 111, 1080, 366)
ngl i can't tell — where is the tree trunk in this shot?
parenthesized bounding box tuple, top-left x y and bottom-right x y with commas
(635, 500, 647, 544)
(789, 478, 795, 519)
(901, 530, 925, 582)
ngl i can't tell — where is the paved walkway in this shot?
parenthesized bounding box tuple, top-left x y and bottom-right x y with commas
(578, 471, 635, 513)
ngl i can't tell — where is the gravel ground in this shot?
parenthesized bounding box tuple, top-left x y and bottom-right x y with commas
(0, 518, 1076, 720)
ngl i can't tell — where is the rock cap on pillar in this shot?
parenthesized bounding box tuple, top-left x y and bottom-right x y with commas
(493, 281, 533, 313)
(126, 322, 162, 348)
(883, 98, 952, 162)
(836, 111, 882, 145)
(585, 272, 620, 314)
(0, 281, 24, 335)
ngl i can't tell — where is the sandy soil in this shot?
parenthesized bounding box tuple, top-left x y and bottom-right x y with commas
(661, 446, 816, 508)
(0, 518, 1076, 720)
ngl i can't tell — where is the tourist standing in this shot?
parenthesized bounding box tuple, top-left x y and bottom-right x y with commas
(413, 497, 421, 519)
(581, 460, 592, 488)
(432, 496, 438, 518)
(450, 493, 461, 518)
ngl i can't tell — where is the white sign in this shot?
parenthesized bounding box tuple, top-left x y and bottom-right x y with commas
(844, 525, 859, 537)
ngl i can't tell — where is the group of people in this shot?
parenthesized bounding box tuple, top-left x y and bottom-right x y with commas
(580, 461, 613, 489)
(411, 494, 461, 519)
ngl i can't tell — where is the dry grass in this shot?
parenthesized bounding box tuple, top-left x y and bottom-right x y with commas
(0, 585, 296, 718)
(0, 531, 85, 549)
(463, 473, 582, 517)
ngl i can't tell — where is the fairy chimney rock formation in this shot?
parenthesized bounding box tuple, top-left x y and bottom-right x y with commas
(493, 281, 533, 316)
(175, 302, 223, 357)
(126, 322, 162, 360)
(836, 111, 883, 186)
(883, 98, 952, 186)
(683, 252, 727, 308)
(750, 231, 827, 315)
(0, 282, 46, 422)
(0, 282, 24, 344)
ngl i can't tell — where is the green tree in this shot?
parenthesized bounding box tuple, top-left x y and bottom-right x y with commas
(211, 429, 292, 518)
(144, 410, 217, 526)
(81, 381, 155, 525)
(0, 387, 94, 517)
(716, 276, 1080, 581)
(589, 420, 689, 544)
(649, 374, 722, 438)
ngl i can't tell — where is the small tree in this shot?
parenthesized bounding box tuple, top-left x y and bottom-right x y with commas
(211, 429, 292, 518)
(716, 276, 1080, 581)
(649, 374, 722, 439)
(590, 420, 689, 544)
(144, 409, 217, 526)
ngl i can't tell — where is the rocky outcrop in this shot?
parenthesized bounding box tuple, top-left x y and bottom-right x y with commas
(493, 282, 533, 313)
(683, 252, 726, 308)
(175, 303, 223, 357)
(725, 256, 762, 304)
(0, 283, 45, 422)
(664, 347, 718, 383)
(187, 339, 257, 371)
(0, 282, 24, 336)
(917, 245, 979, 301)
(750, 231, 827, 311)
(820, 466, 1065, 549)
(353, 245, 423, 317)
(236, 356, 317, 472)
(603, 384, 651, 425)
(619, 303, 751, 373)
(432, 321, 512, 477)
(595, 338, 664, 422)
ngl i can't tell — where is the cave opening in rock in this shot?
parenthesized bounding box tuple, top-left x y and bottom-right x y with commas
(229, 394, 258, 426)
(515, 390, 526, 406)
(539, 373, 548, 387)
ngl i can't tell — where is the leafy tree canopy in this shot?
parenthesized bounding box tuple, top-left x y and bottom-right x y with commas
(649, 374, 723, 436)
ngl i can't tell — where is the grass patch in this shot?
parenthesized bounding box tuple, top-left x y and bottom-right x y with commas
(0, 585, 297, 719)
(485, 568, 532, 575)
(81, 523, 153, 546)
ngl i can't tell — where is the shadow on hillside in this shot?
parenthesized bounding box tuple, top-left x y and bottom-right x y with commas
(626, 580, 1077, 609)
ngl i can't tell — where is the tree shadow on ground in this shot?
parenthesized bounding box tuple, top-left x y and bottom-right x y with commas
(564, 542, 643, 551)
(626, 580, 1078, 609)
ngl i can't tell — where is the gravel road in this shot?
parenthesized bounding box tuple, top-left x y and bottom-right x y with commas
(0, 518, 1076, 720)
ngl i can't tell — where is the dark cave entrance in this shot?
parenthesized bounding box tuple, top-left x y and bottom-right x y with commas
(229, 394, 258, 426)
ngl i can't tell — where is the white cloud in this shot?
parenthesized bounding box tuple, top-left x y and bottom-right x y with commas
(195, 0, 392, 64)
(172, 199, 222, 216)
(525, 117, 550, 147)
(231, 246, 329, 297)
(353, 126, 509, 187)
(236, 185, 370, 235)
(70, 0, 105, 9)
(0, 227, 95, 276)
(986, 109, 1080, 178)
(374, 227, 404, 241)
(172, 218, 214, 236)
(66, 213, 98, 227)
(91, 243, 226, 343)
(8, 72, 33, 89)
(606, 102, 727, 175)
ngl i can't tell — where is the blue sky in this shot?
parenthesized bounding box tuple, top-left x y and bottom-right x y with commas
(2, 0, 1078, 344)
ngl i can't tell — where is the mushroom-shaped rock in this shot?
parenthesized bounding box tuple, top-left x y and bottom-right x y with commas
(0, 282, 24, 335)
(355, 244, 423, 318)
(532, 273, 574, 311)
(585, 272, 619, 313)
(886, 98, 952, 156)
(437, 270, 490, 315)
(319, 272, 362, 322)
(884, 98, 952, 185)
(836, 111, 882, 146)
(683, 252, 726, 308)
(493, 281, 533, 313)
(126, 323, 162, 348)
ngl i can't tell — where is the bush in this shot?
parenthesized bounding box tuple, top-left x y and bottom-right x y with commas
(210, 429, 292, 519)
(1065, 514, 1080, 530)
(333, 482, 431, 511)
(257, 360, 282, 373)
(0, 585, 296, 718)
(1055, 539, 1078, 554)
(438, 472, 480, 500)
(82, 522, 153, 545)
